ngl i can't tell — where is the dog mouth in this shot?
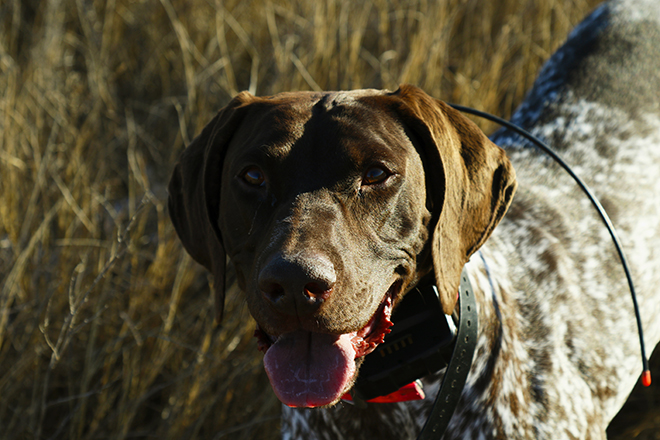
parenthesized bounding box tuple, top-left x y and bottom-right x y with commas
(253, 281, 400, 408)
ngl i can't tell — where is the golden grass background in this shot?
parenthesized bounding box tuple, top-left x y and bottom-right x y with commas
(1, 0, 658, 438)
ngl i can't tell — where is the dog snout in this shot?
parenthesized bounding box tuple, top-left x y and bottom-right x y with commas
(258, 252, 336, 317)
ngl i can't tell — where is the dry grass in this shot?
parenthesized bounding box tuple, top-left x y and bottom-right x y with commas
(1, 0, 656, 438)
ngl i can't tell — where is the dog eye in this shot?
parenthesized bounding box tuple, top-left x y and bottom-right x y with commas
(241, 167, 266, 187)
(362, 166, 390, 185)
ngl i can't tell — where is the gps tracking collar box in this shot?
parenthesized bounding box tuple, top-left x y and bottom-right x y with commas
(348, 282, 457, 403)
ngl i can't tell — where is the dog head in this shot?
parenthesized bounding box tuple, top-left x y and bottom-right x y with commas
(168, 84, 516, 408)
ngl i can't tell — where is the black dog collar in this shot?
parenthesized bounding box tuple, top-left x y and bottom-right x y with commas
(417, 268, 478, 439)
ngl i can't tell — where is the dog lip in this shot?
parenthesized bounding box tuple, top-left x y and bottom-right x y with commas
(350, 281, 399, 358)
(254, 326, 276, 353)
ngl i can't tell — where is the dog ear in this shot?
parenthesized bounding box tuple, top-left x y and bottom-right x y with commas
(388, 84, 517, 315)
(168, 92, 255, 324)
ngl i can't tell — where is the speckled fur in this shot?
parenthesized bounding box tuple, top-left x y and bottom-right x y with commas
(281, 1, 660, 438)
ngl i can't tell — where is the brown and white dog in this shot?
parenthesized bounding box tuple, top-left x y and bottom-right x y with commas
(168, 0, 660, 438)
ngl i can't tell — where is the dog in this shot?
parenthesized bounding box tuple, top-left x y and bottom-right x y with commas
(168, 0, 660, 438)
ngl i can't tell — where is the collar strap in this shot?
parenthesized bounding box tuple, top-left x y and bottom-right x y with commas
(417, 267, 478, 439)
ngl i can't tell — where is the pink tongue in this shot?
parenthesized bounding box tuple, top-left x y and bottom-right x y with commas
(263, 330, 356, 407)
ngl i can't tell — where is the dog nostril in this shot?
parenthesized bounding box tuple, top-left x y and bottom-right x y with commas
(262, 283, 285, 303)
(303, 282, 333, 300)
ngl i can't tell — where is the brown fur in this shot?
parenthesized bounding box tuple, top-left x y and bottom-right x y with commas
(168, 85, 516, 339)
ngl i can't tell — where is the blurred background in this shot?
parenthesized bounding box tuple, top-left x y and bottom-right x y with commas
(0, 0, 657, 438)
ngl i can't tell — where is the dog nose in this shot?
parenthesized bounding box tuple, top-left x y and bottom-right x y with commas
(258, 253, 336, 316)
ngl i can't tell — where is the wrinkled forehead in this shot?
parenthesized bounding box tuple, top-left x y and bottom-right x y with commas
(226, 89, 413, 161)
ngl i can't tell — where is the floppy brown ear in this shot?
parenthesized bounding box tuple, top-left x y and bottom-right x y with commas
(388, 84, 517, 314)
(168, 92, 255, 323)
